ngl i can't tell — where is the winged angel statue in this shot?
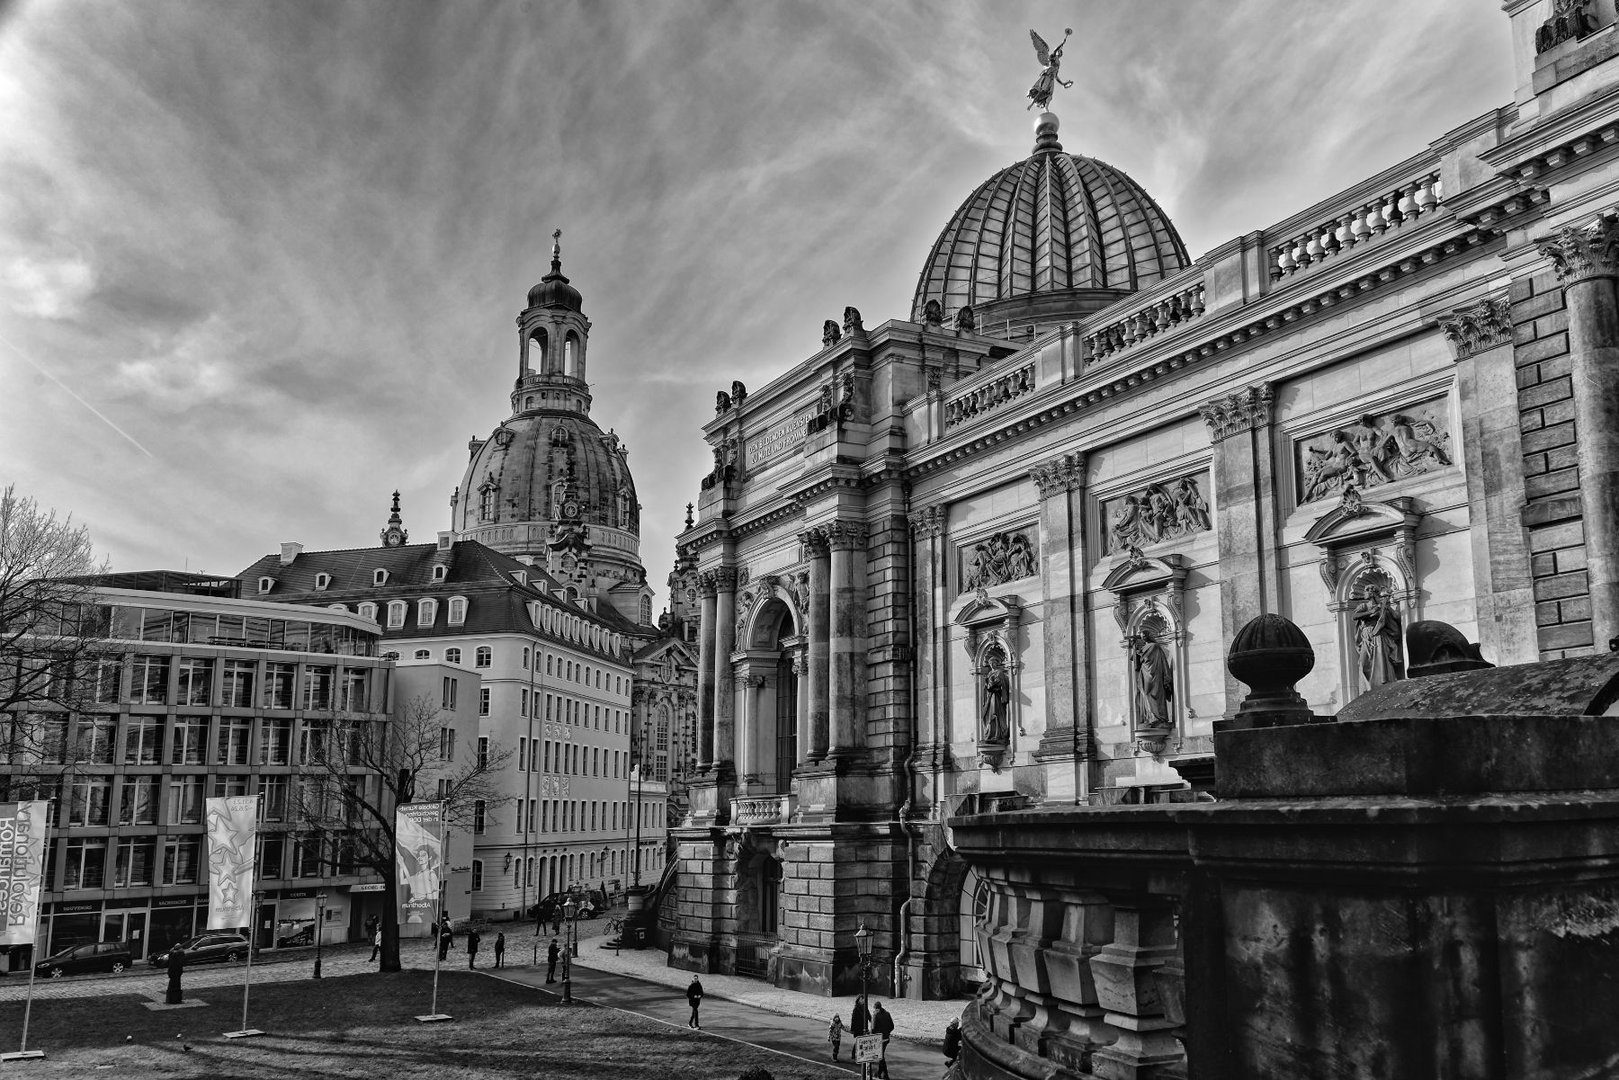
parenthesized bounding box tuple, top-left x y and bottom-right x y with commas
(1027, 28, 1075, 110)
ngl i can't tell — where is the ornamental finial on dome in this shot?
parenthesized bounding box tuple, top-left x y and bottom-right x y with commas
(380, 490, 409, 547)
(1026, 28, 1074, 111)
(549, 228, 563, 278)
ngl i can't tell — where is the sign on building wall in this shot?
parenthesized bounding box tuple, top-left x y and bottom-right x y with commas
(0, 801, 47, 946)
(395, 803, 445, 927)
(204, 795, 260, 930)
(744, 413, 808, 469)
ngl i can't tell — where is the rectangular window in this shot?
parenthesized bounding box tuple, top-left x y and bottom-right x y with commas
(259, 775, 287, 821)
(300, 720, 330, 765)
(473, 800, 486, 835)
(217, 718, 251, 765)
(259, 718, 291, 765)
(112, 837, 155, 887)
(162, 836, 201, 885)
(171, 717, 207, 765)
(528, 798, 537, 832)
(63, 838, 108, 890)
(175, 657, 213, 706)
(259, 835, 285, 879)
(91, 658, 122, 703)
(544, 741, 551, 772)
(167, 776, 204, 824)
(264, 663, 296, 709)
(518, 737, 527, 772)
(477, 736, 489, 770)
(303, 666, 334, 711)
(470, 859, 483, 892)
(520, 688, 529, 717)
(222, 660, 256, 707)
(132, 655, 169, 704)
(479, 688, 490, 716)
(75, 716, 115, 764)
(525, 856, 535, 888)
(441, 676, 457, 711)
(439, 726, 454, 762)
(212, 774, 249, 798)
(118, 776, 157, 825)
(68, 777, 111, 826)
(293, 834, 323, 878)
(339, 670, 368, 712)
(437, 777, 452, 801)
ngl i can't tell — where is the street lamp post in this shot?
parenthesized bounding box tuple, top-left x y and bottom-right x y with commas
(313, 892, 327, 980)
(855, 922, 873, 1080)
(561, 897, 575, 1004)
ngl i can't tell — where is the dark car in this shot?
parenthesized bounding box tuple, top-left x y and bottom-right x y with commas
(148, 933, 258, 968)
(276, 924, 314, 948)
(34, 941, 133, 978)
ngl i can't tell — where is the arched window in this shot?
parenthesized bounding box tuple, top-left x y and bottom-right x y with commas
(530, 328, 548, 372)
(475, 646, 492, 669)
(314, 573, 331, 591)
(564, 332, 579, 377)
(524, 396, 535, 410)
(373, 569, 388, 586)
(258, 577, 274, 594)
(417, 599, 438, 627)
(386, 601, 407, 629)
(447, 596, 467, 626)
(431, 565, 447, 583)
(639, 596, 652, 625)
(413, 649, 430, 660)
(357, 602, 378, 621)
(445, 647, 462, 665)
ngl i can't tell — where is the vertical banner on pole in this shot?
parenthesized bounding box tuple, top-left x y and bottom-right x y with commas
(205, 796, 259, 930)
(0, 801, 48, 947)
(396, 803, 445, 929)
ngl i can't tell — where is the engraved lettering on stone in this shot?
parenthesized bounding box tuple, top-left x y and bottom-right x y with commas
(1298, 403, 1453, 503)
(745, 412, 809, 467)
(1104, 473, 1211, 554)
(961, 530, 1037, 591)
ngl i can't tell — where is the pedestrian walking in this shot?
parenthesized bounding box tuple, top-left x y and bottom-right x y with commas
(164, 945, 187, 1006)
(546, 938, 560, 983)
(850, 995, 870, 1038)
(369, 927, 381, 962)
(686, 976, 704, 1029)
(943, 1016, 961, 1067)
(493, 932, 505, 969)
(438, 924, 453, 962)
(871, 1001, 895, 1078)
(466, 928, 481, 969)
(828, 1014, 844, 1060)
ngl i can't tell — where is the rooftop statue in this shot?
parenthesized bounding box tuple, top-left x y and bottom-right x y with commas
(1027, 28, 1074, 111)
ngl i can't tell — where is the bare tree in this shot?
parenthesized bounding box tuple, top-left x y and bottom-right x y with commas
(0, 485, 112, 802)
(290, 692, 513, 971)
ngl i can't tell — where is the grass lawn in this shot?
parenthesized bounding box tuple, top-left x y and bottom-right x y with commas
(0, 971, 845, 1079)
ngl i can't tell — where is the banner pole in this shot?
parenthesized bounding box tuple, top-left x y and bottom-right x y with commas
(1, 800, 49, 1061)
(18, 949, 38, 1052)
(430, 804, 445, 1018)
(221, 795, 265, 1038)
(240, 888, 257, 1032)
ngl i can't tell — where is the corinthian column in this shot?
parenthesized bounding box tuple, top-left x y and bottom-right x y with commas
(800, 529, 831, 760)
(1540, 216, 1619, 649)
(826, 520, 869, 755)
(713, 566, 738, 771)
(696, 573, 717, 768)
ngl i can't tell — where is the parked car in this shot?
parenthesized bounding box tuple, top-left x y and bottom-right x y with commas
(148, 933, 258, 968)
(34, 941, 133, 978)
(276, 924, 314, 948)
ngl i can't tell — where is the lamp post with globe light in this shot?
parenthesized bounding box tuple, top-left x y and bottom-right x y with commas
(855, 922, 873, 1080)
(561, 896, 575, 1004)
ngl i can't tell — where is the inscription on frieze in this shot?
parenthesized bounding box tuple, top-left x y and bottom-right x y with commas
(1297, 400, 1453, 504)
(745, 412, 808, 468)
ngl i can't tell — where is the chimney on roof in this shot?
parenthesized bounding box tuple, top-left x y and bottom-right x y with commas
(279, 543, 303, 566)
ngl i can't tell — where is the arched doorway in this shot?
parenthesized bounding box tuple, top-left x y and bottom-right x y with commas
(739, 597, 800, 794)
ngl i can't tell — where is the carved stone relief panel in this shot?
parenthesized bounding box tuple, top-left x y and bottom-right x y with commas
(1296, 399, 1453, 504)
(1101, 472, 1212, 555)
(958, 529, 1038, 592)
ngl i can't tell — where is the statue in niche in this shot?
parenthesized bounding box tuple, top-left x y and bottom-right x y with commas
(1107, 475, 1213, 553)
(1299, 405, 1453, 503)
(979, 651, 1010, 745)
(1353, 583, 1404, 691)
(1129, 630, 1174, 730)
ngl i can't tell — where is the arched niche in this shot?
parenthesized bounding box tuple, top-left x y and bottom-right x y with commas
(564, 331, 582, 377)
(1101, 551, 1190, 757)
(733, 586, 804, 795)
(950, 589, 1024, 772)
(528, 327, 549, 374)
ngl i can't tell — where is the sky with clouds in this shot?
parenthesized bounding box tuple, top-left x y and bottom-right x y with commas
(0, 0, 1514, 608)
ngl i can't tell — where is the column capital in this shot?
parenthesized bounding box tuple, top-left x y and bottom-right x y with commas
(910, 503, 947, 538)
(824, 519, 868, 551)
(1030, 451, 1086, 498)
(712, 566, 739, 591)
(1539, 214, 1619, 284)
(797, 529, 830, 556)
(697, 572, 719, 598)
(1440, 293, 1513, 361)
(1199, 383, 1274, 443)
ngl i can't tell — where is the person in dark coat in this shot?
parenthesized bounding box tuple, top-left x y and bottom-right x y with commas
(871, 1001, 895, 1078)
(686, 976, 704, 1029)
(466, 928, 481, 969)
(943, 1016, 962, 1066)
(546, 938, 560, 983)
(438, 924, 453, 962)
(164, 946, 187, 1005)
(849, 995, 870, 1038)
(493, 932, 505, 969)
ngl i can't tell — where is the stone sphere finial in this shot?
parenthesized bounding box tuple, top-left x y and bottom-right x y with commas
(1225, 613, 1316, 729)
(1033, 111, 1063, 154)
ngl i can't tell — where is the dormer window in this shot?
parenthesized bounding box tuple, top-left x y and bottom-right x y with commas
(327, 603, 347, 613)
(432, 565, 448, 583)
(258, 577, 274, 594)
(358, 602, 378, 621)
(374, 569, 389, 586)
(314, 573, 331, 591)
(417, 599, 438, 627)
(512, 570, 527, 586)
(387, 601, 407, 628)
(448, 596, 467, 626)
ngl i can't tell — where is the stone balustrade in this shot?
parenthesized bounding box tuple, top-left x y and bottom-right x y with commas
(1270, 170, 1442, 278)
(944, 362, 1037, 429)
(1083, 281, 1206, 363)
(730, 793, 792, 826)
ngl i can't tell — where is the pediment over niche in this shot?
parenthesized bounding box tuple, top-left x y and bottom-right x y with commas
(950, 588, 1023, 629)
(1101, 550, 1189, 596)
(1303, 487, 1419, 546)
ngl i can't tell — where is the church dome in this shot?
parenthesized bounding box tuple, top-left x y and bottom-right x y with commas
(456, 410, 638, 540)
(528, 266, 582, 312)
(912, 112, 1189, 330)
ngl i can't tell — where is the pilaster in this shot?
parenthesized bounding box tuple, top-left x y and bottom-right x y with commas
(1029, 451, 1090, 803)
(800, 530, 832, 761)
(825, 519, 869, 756)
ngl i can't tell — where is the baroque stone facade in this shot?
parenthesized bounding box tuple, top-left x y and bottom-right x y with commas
(663, 12, 1619, 1064)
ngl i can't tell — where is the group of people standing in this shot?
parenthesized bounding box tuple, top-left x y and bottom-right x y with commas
(829, 996, 897, 1076)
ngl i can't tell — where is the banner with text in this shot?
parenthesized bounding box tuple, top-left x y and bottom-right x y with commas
(395, 803, 445, 927)
(205, 795, 260, 930)
(0, 801, 47, 946)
